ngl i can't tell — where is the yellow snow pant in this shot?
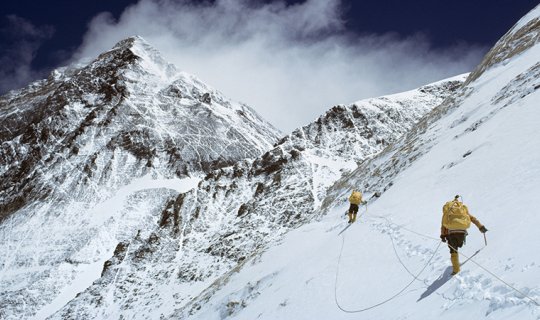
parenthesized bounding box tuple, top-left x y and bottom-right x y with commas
(451, 252, 460, 274)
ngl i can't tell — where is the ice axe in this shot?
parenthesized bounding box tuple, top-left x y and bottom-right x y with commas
(483, 233, 487, 246)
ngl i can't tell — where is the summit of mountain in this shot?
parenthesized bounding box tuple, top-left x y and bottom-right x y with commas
(0, 36, 280, 319)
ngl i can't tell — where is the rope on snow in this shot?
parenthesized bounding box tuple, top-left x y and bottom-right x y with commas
(334, 217, 441, 313)
(334, 209, 540, 313)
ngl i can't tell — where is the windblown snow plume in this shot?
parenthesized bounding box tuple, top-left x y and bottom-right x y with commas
(71, 0, 485, 131)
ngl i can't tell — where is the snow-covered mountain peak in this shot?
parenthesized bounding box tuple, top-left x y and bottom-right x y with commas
(4, 6, 539, 320)
(111, 35, 148, 50)
(274, 74, 466, 166)
(90, 35, 178, 85)
(0, 37, 281, 319)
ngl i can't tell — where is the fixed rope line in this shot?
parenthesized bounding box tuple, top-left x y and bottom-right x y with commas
(392, 224, 440, 241)
(368, 213, 439, 241)
(362, 213, 433, 282)
(356, 211, 442, 283)
(357, 202, 368, 220)
(379, 215, 539, 306)
(334, 221, 442, 313)
(387, 227, 432, 283)
(383, 216, 539, 307)
(379, 214, 484, 284)
(335, 208, 540, 311)
(446, 242, 540, 307)
(377, 214, 540, 307)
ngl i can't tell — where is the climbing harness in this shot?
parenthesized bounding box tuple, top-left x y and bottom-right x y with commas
(347, 202, 368, 219)
(338, 203, 368, 235)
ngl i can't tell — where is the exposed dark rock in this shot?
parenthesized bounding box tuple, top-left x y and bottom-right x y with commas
(200, 93, 212, 104)
(237, 203, 250, 217)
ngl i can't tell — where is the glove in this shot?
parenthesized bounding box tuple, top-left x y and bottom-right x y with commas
(479, 226, 488, 233)
(440, 234, 447, 242)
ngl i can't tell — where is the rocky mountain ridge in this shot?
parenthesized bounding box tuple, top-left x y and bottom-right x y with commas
(324, 5, 540, 207)
(0, 36, 280, 319)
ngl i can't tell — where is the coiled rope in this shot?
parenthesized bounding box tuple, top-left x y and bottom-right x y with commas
(334, 213, 442, 313)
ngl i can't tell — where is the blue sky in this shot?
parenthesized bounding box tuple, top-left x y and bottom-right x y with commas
(1, 0, 537, 131)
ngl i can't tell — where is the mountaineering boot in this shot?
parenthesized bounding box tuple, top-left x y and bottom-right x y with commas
(351, 213, 357, 223)
(450, 252, 460, 275)
(347, 212, 353, 223)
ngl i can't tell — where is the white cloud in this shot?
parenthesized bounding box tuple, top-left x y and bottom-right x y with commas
(0, 15, 55, 94)
(73, 0, 487, 133)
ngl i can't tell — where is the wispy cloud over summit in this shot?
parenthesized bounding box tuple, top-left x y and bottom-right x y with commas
(43, 1, 490, 131)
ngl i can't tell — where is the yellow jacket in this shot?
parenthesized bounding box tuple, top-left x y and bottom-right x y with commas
(441, 200, 483, 235)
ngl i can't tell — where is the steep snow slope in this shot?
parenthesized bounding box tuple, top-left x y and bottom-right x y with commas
(174, 6, 540, 320)
(51, 75, 465, 319)
(0, 37, 280, 319)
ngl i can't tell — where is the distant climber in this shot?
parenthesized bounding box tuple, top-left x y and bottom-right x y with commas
(440, 195, 488, 275)
(347, 190, 366, 223)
